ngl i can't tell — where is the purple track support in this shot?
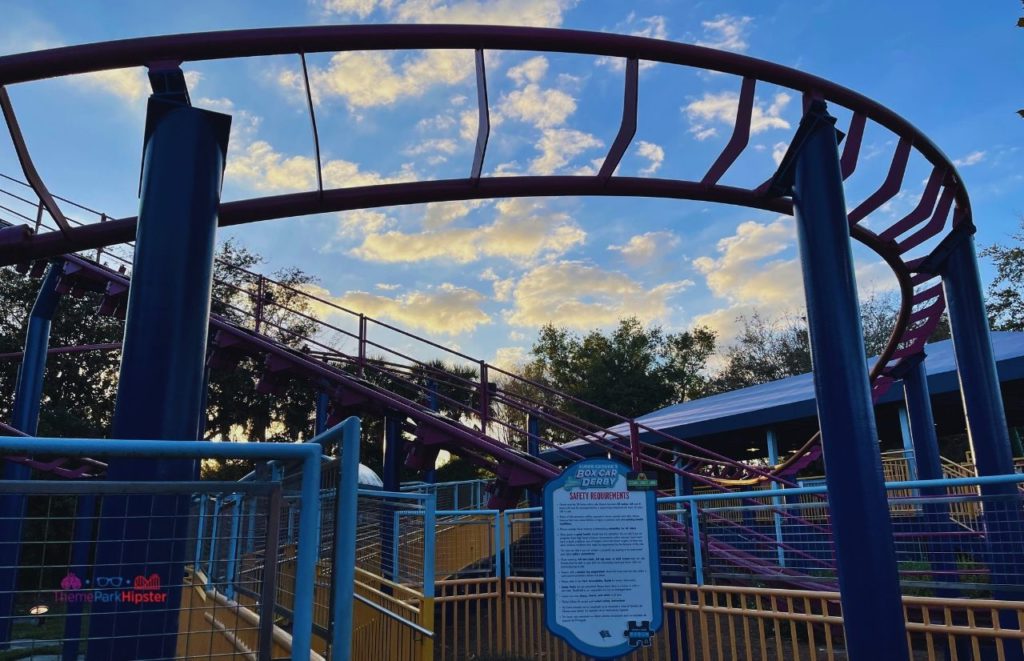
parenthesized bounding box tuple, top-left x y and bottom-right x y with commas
(598, 57, 638, 181)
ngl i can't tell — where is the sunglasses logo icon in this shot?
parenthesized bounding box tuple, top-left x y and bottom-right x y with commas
(94, 576, 125, 588)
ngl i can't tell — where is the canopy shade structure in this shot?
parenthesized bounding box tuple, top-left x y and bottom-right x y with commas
(547, 331, 1024, 462)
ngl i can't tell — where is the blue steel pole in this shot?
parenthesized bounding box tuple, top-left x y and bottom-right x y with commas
(766, 430, 787, 569)
(897, 408, 919, 482)
(207, 496, 222, 583)
(526, 414, 541, 508)
(316, 392, 329, 435)
(901, 357, 957, 596)
(60, 494, 95, 661)
(225, 495, 241, 599)
(941, 228, 1024, 651)
(88, 92, 230, 660)
(380, 413, 401, 583)
(902, 358, 943, 483)
(9, 262, 62, 435)
(785, 100, 909, 659)
(245, 496, 257, 554)
(0, 261, 63, 647)
(332, 417, 361, 660)
(668, 455, 689, 659)
(425, 380, 438, 484)
(942, 231, 1017, 480)
(194, 496, 207, 570)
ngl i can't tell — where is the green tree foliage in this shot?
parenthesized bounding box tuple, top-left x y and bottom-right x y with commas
(518, 318, 717, 432)
(710, 292, 952, 392)
(0, 242, 326, 479)
(982, 220, 1024, 331)
(203, 240, 320, 446)
(710, 312, 812, 393)
(0, 264, 123, 437)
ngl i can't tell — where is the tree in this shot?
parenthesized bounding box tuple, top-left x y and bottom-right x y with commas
(982, 219, 1024, 331)
(710, 312, 811, 392)
(0, 265, 123, 437)
(710, 292, 951, 393)
(518, 318, 717, 432)
(0, 241, 327, 479)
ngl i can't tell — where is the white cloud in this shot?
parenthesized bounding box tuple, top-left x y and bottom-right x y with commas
(772, 141, 788, 166)
(283, 49, 475, 110)
(696, 14, 753, 53)
(68, 68, 201, 103)
(498, 84, 577, 129)
(405, 138, 458, 157)
(351, 198, 585, 263)
(334, 209, 397, 240)
(423, 200, 487, 230)
(301, 0, 575, 109)
(320, 0, 381, 17)
(494, 55, 579, 130)
(596, 14, 668, 70)
(504, 261, 692, 329)
(508, 56, 549, 85)
(227, 139, 416, 193)
(492, 277, 515, 302)
(692, 216, 800, 307)
(609, 231, 680, 265)
(375, 283, 402, 291)
(954, 150, 985, 167)
(493, 346, 530, 371)
(305, 282, 491, 335)
(389, 0, 574, 26)
(529, 128, 604, 175)
(635, 141, 665, 175)
(683, 91, 791, 141)
(690, 215, 898, 343)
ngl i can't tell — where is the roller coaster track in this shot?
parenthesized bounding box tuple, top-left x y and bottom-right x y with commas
(0, 25, 969, 587)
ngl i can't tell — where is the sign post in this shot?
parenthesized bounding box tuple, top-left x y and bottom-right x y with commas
(543, 458, 662, 658)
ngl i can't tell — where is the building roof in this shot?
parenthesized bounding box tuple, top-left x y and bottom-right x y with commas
(549, 331, 1024, 457)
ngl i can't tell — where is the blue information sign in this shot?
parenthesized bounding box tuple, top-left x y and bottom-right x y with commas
(543, 458, 663, 658)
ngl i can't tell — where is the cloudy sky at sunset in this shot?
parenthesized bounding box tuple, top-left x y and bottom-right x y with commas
(0, 1, 1019, 369)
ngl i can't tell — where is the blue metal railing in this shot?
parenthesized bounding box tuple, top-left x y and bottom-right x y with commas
(0, 435, 323, 661)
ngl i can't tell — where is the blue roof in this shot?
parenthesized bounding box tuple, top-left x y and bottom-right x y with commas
(552, 332, 1024, 455)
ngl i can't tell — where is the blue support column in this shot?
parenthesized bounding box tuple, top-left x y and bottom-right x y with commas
(526, 414, 541, 508)
(0, 262, 63, 647)
(88, 89, 230, 660)
(942, 230, 1017, 479)
(224, 496, 241, 599)
(380, 413, 402, 581)
(193, 497, 207, 570)
(901, 357, 942, 482)
(60, 494, 95, 661)
(9, 262, 62, 435)
(331, 417, 361, 659)
(668, 454, 690, 661)
(767, 430, 787, 569)
(940, 227, 1024, 650)
(780, 100, 909, 659)
(245, 497, 257, 554)
(315, 391, 329, 435)
(424, 380, 438, 484)
(899, 356, 958, 597)
(207, 496, 222, 583)
(897, 408, 919, 482)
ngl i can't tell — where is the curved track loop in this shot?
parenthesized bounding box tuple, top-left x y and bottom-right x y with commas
(0, 26, 965, 478)
(0, 26, 969, 585)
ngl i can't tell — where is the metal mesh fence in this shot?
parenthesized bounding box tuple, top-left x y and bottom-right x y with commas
(0, 479, 284, 660)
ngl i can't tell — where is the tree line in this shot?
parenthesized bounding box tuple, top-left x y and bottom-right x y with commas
(1, 219, 1021, 479)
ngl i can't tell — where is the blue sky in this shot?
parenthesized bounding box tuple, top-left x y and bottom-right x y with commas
(0, 1, 1020, 369)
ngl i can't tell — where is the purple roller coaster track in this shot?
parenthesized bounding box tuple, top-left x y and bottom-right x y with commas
(0, 24, 1012, 661)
